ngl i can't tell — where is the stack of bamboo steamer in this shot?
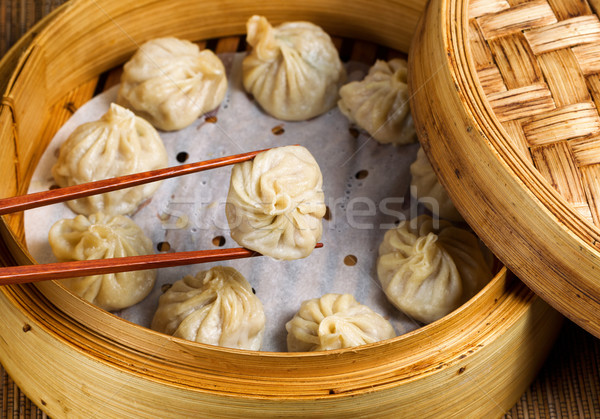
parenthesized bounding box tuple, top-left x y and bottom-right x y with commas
(0, 0, 564, 417)
(411, 0, 600, 339)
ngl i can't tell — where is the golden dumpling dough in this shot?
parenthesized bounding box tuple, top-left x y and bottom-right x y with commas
(48, 212, 156, 311)
(286, 293, 396, 352)
(242, 15, 346, 121)
(225, 145, 326, 260)
(52, 103, 168, 216)
(377, 215, 492, 324)
(410, 147, 464, 222)
(338, 59, 416, 145)
(151, 266, 265, 351)
(118, 37, 228, 131)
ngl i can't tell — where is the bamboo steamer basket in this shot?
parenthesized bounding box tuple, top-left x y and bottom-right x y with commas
(0, 0, 563, 417)
(410, 0, 600, 338)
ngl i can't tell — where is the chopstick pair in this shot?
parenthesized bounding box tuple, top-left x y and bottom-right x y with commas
(0, 146, 323, 285)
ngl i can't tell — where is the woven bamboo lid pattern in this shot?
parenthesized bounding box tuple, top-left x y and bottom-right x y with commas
(409, 0, 600, 338)
(470, 0, 600, 226)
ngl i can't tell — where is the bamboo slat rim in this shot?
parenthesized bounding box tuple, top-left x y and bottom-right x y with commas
(0, 0, 563, 416)
(410, 0, 600, 337)
(10, 267, 558, 395)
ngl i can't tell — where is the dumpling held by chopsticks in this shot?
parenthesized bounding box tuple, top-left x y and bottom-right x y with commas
(226, 145, 326, 260)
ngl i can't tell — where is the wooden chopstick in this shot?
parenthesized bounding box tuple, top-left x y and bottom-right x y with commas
(0, 148, 271, 215)
(0, 243, 324, 285)
(0, 144, 325, 285)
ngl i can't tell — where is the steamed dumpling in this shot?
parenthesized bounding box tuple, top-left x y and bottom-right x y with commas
(338, 58, 416, 145)
(410, 147, 463, 222)
(48, 212, 156, 311)
(286, 293, 395, 352)
(52, 103, 168, 216)
(117, 37, 228, 131)
(225, 145, 326, 260)
(377, 215, 492, 324)
(242, 15, 346, 121)
(151, 266, 265, 350)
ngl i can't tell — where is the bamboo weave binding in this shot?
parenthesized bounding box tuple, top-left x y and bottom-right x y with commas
(469, 0, 600, 226)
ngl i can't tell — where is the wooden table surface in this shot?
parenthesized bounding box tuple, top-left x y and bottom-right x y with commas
(0, 1, 599, 418)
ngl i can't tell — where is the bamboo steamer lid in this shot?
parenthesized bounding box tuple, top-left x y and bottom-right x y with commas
(0, 0, 563, 417)
(410, 0, 600, 338)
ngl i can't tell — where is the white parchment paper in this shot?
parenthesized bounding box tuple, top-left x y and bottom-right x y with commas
(25, 53, 422, 351)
